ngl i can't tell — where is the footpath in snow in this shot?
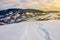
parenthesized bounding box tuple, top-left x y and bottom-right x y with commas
(0, 20, 60, 40)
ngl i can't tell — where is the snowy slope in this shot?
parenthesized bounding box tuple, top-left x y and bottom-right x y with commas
(0, 20, 60, 40)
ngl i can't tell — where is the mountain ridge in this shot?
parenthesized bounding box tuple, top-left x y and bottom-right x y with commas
(0, 8, 60, 25)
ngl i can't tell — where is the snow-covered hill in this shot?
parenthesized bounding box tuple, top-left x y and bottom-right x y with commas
(0, 8, 43, 25)
(0, 8, 60, 25)
(0, 20, 60, 40)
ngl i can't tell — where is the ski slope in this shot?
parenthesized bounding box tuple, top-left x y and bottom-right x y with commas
(0, 20, 60, 40)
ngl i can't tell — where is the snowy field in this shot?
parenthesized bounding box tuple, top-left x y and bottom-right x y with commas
(0, 20, 60, 40)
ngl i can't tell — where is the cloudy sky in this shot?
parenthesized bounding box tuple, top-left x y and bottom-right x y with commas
(0, 0, 60, 11)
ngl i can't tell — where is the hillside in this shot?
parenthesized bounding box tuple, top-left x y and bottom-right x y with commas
(0, 20, 60, 40)
(0, 8, 60, 25)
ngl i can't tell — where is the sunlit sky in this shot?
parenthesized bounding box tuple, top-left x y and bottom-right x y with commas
(0, 0, 60, 11)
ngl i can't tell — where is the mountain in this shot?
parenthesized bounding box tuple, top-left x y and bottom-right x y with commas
(0, 8, 60, 25)
(0, 8, 44, 25)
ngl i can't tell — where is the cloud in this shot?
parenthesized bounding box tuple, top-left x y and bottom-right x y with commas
(0, 0, 21, 10)
(0, 0, 60, 10)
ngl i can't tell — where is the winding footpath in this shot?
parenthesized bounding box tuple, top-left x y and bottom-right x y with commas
(0, 20, 60, 40)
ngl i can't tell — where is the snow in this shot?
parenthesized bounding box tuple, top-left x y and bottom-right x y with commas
(0, 20, 60, 40)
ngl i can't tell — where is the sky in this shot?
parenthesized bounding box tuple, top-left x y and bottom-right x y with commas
(0, 0, 60, 11)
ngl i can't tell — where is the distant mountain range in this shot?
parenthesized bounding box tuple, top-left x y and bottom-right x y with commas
(0, 8, 60, 16)
(0, 8, 44, 15)
(0, 8, 44, 25)
(0, 8, 60, 25)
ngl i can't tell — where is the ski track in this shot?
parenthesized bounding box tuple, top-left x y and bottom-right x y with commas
(0, 20, 60, 40)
